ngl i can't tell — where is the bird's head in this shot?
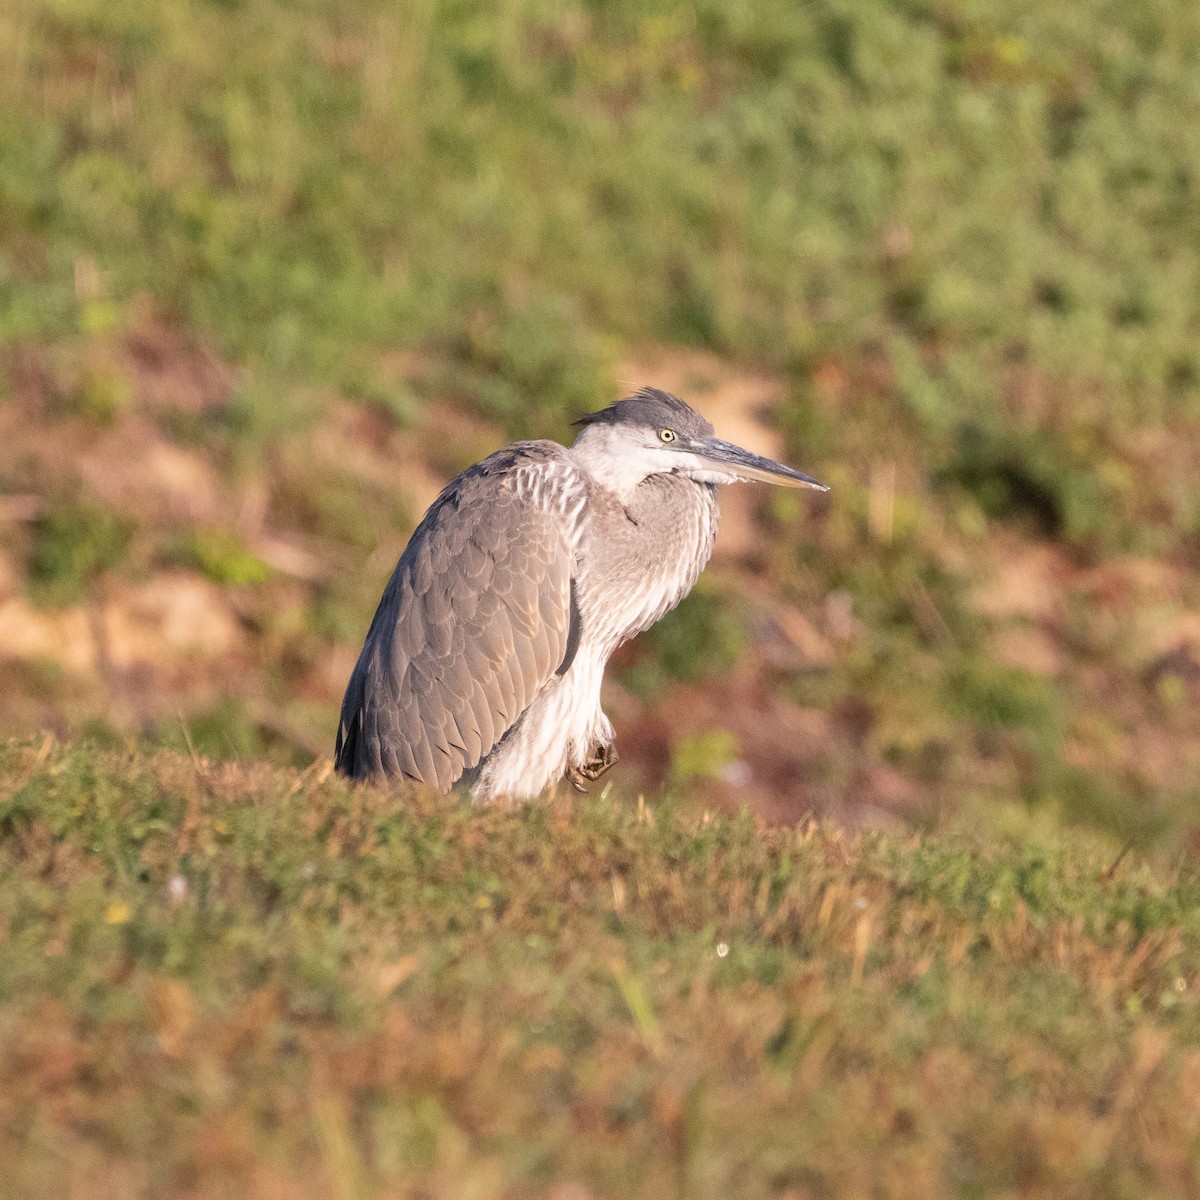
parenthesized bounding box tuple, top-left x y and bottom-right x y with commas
(572, 387, 828, 500)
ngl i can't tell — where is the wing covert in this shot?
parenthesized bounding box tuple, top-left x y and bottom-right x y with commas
(336, 445, 584, 790)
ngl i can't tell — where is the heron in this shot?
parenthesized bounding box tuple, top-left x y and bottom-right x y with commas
(335, 387, 827, 800)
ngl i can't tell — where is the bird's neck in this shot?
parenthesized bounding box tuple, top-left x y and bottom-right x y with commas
(574, 472, 720, 654)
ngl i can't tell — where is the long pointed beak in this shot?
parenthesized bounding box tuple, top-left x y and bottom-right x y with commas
(688, 437, 829, 491)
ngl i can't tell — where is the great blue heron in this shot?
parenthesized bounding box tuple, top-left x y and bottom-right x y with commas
(335, 387, 827, 800)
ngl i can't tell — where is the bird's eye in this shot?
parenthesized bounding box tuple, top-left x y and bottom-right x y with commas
(659, 428, 677, 443)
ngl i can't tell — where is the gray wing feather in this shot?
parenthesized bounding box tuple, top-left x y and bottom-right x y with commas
(335, 444, 583, 790)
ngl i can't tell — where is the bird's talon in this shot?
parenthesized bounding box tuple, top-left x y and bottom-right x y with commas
(566, 745, 618, 793)
(581, 745, 619, 781)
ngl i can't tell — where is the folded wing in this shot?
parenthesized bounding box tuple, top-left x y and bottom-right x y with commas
(335, 445, 582, 790)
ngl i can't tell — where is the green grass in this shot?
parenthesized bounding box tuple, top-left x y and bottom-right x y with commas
(1, 739, 1198, 1198)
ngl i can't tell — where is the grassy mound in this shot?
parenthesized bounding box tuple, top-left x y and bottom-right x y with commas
(1, 739, 1197, 1198)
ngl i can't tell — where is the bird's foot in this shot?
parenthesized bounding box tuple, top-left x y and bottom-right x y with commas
(567, 744, 619, 793)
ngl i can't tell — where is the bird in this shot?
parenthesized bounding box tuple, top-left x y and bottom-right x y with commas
(335, 386, 827, 801)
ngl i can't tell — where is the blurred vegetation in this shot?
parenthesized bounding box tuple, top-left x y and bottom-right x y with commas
(2, 0, 1200, 852)
(172, 527, 271, 586)
(5, 0, 1200, 498)
(624, 586, 747, 695)
(26, 493, 133, 605)
(0, 742, 1198, 1198)
(668, 726, 740, 784)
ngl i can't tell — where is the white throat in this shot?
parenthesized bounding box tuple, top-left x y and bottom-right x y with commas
(570, 425, 670, 503)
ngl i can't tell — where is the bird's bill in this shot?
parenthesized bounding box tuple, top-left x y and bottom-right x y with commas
(689, 437, 829, 491)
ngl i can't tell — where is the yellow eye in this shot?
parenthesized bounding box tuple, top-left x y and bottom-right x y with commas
(659, 428, 677, 443)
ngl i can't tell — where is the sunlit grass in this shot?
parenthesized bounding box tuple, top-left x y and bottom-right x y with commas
(0, 740, 1197, 1198)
